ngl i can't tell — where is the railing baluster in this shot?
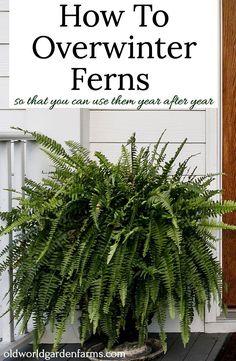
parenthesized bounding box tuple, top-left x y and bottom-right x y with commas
(0, 141, 14, 343)
(13, 141, 25, 202)
(12, 141, 26, 337)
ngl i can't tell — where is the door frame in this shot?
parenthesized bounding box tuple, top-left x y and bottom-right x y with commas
(221, 0, 236, 307)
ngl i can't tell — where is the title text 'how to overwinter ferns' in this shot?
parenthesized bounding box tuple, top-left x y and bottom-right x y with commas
(1, 129, 236, 353)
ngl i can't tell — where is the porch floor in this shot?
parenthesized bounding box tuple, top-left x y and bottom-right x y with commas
(3, 333, 228, 361)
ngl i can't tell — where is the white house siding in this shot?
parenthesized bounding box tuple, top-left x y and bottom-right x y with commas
(0, 2, 81, 138)
(89, 110, 206, 175)
(0, 2, 9, 345)
(0, 44, 8, 76)
(0, 0, 8, 11)
(0, 78, 9, 108)
(0, 12, 8, 43)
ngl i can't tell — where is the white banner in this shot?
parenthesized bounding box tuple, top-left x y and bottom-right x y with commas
(10, 0, 220, 110)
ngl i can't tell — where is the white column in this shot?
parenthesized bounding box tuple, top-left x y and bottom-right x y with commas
(25, 140, 45, 181)
(205, 108, 221, 324)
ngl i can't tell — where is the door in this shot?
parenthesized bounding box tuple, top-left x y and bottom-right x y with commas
(223, 0, 236, 307)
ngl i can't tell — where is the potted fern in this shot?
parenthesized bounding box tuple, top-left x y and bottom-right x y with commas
(0, 129, 236, 358)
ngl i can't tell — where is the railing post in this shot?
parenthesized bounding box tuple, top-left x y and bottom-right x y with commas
(0, 133, 34, 346)
(12, 141, 27, 337)
(0, 141, 14, 343)
(25, 141, 46, 181)
(13, 141, 25, 201)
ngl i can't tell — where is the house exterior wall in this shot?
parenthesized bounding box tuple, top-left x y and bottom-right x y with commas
(89, 110, 206, 174)
(0, 5, 81, 140)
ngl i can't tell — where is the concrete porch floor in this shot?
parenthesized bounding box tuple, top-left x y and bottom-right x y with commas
(2, 333, 228, 361)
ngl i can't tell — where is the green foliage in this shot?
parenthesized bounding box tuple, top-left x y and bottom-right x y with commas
(1, 130, 236, 352)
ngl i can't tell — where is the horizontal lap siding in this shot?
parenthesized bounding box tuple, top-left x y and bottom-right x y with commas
(0, 109, 26, 129)
(0, 7, 9, 114)
(89, 110, 206, 176)
(90, 110, 206, 143)
(0, 12, 9, 43)
(25, 109, 81, 145)
(0, 45, 8, 76)
(0, 77, 9, 108)
(0, 1, 9, 343)
(0, 0, 8, 11)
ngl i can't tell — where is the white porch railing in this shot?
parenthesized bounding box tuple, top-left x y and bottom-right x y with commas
(0, 130, 81, 356)
(0, 132, 41, 347)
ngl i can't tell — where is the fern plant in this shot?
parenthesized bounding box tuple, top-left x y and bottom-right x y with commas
(0, 129, 236, 353)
